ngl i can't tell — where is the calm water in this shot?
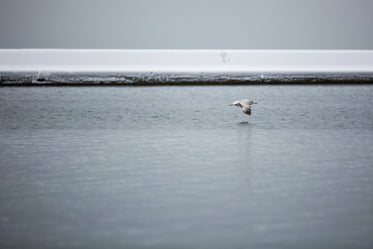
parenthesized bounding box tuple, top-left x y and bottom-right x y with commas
(0, 86, 373, 249)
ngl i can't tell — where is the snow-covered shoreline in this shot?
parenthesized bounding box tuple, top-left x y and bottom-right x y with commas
(1, 49, 373, 84)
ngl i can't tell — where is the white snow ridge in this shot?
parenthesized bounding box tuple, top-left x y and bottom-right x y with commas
(1, 49, 373, 85)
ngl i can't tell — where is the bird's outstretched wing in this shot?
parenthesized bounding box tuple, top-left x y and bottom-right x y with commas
(240, 102, 252, 115)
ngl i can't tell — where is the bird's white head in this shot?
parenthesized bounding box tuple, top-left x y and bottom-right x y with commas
(229, 101, 240, 106)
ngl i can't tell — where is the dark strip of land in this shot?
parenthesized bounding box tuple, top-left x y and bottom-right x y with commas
(1, 71, 373, 86)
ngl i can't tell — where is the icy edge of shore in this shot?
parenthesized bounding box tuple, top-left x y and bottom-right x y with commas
(1, 49, 373, 85)
(1, 71, 373, 85)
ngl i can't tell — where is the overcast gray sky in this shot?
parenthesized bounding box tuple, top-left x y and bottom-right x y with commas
(0, 0, 372, 49)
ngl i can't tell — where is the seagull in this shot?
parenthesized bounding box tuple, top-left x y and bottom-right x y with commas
(229, 99, 257, 115)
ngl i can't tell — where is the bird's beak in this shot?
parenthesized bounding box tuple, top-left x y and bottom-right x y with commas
(229, 103, 235, 106)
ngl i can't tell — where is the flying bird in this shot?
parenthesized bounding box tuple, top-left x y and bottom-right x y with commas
(229, 99, 257, 115)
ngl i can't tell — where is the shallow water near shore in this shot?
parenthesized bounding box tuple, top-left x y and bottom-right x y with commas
(0, 85, 373, 248)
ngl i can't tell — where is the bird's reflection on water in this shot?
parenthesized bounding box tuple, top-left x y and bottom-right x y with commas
(237, 121, 250, 126)
(236, 120, 253, 162)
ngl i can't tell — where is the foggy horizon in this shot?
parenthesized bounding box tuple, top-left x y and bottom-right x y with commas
(1, 0, 373, 49)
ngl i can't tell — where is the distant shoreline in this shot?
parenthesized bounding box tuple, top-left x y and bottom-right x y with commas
(1, 71, 373, 86)
(1, 49, 373, 85)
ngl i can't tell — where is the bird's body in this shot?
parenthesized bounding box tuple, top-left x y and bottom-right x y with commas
(229, 99, 257, 115)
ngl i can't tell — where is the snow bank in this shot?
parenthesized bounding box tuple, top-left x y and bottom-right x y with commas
(1, 49, 373, 84)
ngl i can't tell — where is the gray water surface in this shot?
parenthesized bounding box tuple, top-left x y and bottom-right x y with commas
(0, 86, 373, 248)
